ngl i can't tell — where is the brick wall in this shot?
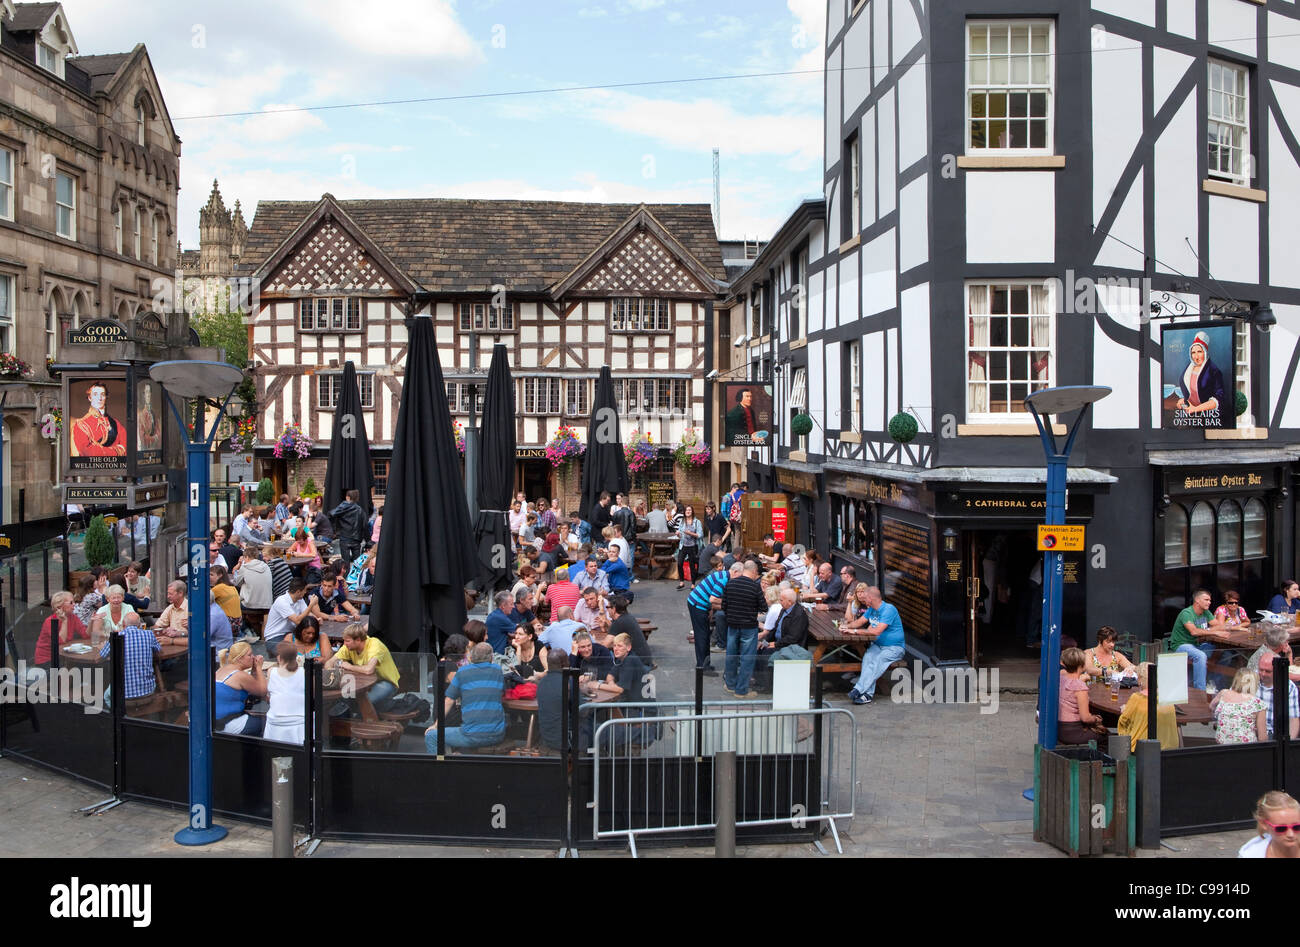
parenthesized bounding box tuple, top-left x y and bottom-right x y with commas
(289, 457, 328, 496)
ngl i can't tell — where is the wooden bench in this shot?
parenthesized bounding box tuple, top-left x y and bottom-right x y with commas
(817, 658, 908, 678)
(330, 717, 403, 750)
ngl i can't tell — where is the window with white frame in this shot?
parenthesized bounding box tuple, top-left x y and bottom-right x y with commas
(843, 133, 861, 237)
(789, 367, 808, 448)
(615, 377, 688, 416)
(1208, 59, 1250, 185)
(55, 171, 75, 239)
(458, 300, 515, 332)
(749, 291, 762, 339)
(522, 377, 562, 415)
(1209, 299, 1253, 424)
(151, 214, 161, 265)
(967, 20, 1054, 153)
(966, 281, 1054, 418)
(843, 341, 861, 433)
(37, 43, 59, 75)
(46, 295, 58, 360)
(318, 372, 374, 409)
(610, 297, 671, 333)
(565, 378, 589, 417)
(136, 103, 147, 147)
(113, 202, 122, 254)
(445, 382, 485, 415)
(0, 275, 13, 353)
(299, 297, 361, 331)
(0, 148, 12, 222)
(132, 205, 141, 259)
(790, 246, 808, 340)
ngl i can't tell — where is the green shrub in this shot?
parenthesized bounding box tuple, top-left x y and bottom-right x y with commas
(301, 477, 321, 498)
(84, 515, 117, 568)
(256, 477, 274, 505)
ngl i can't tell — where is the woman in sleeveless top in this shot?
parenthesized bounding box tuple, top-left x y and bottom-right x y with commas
(214, 641, 267, 736)
(263, 641, 307, 745)
(291, 615, 333, 663)
(1083, 625, 1135, 679)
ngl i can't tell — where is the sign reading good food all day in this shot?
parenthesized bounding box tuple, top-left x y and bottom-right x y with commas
(66, 319, 127, 345)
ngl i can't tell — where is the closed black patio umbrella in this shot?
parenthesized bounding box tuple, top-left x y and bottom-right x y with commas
(472, 343, 515, 594)
(579, 365, 630, 522)
(369, 318, 476, 652)
(322, 360, 373, 518)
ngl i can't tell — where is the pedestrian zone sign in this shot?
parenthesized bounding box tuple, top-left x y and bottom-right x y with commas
(1037, 524, 1085, 552)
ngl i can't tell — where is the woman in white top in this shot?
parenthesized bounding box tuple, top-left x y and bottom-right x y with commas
(761, 585, 782, 633)
(262, 641, 306, 745)
(92, 585, 138, 637)
(1238, 790, 1300, 858)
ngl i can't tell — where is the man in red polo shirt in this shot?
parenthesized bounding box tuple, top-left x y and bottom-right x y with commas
(547, 565, 582, 611)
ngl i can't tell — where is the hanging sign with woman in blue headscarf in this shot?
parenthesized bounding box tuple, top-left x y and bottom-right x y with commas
(1161, 322, 1235, 430)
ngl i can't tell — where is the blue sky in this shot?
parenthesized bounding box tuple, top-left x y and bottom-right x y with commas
(59, 0, 826, 250)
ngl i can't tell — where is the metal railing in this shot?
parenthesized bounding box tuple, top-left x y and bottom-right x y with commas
(589, 703, 856, 857)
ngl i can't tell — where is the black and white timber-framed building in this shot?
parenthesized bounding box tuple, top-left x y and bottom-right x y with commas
(751, 0, 1300, 669)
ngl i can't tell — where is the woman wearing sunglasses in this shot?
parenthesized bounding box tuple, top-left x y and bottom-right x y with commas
(1238, 791, 1300, 858)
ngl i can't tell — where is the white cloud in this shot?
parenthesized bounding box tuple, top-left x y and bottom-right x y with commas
(576, 90, 821, 163)
(309, 0, 483, 62)
(240, 104, 328, 142)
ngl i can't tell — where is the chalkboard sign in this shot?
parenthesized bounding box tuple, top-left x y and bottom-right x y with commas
(648, 480, 675, 508)
(880, 516, 932, 643)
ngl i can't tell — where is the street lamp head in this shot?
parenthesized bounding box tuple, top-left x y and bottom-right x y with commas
(1024, 385, 1112, 418)
(149, 360, 244, 400)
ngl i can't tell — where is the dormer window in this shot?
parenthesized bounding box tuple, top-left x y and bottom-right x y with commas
(37, 42, 60, 75)
(136, 103, 146, 146)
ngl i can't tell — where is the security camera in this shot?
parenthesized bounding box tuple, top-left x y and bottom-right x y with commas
(706, 369, 720, 380)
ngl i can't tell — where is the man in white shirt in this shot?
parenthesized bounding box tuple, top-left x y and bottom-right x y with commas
(263, 577, 316, 658)
(540, 606, 585, 655)
(780, 543, 806, 585)
(574, 586, 610, 634)
(610, 525, 632, 570)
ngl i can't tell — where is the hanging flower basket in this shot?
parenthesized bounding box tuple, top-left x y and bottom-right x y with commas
(625, 429, 657, 474)
(0, 353, 30, 379)
(453, 420, 466, 455)
(273, 423, 312, 474)
(229, 417, 257, 452)
(673, 427, 711, 468)
(545, 424, 585, 469)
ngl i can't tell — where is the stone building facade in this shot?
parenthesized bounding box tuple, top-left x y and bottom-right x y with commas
(0, 1, 180, 522)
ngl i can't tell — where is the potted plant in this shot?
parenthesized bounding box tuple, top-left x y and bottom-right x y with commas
(300, 476, 322, 499)
(83, 514, 118, 577)
(624, 429, 656, 474)
(673, 427, 711, 468)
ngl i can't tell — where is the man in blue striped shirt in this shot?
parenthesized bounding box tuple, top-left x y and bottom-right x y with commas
(688, 562, 739, 674)
(424, 642, 506, 752)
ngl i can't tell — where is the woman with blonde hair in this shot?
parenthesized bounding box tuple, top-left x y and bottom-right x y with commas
(1210, 668, 1266, 744)
(214, 640, 267, 735)
(91, 585, 137, 639)
(1117, 662, 1180, 751)
(1239, 791, 1300, 858)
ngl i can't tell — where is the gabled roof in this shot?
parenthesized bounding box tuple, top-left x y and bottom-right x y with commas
(8, 2, 59, 32)
(240, 197, 725, 294)
(68, 51, 131, 93)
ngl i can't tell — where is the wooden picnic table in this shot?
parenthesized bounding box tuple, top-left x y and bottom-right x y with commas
(806, 608, 869, 671)
(60, 637, 188, 665)
(1088, 681, 1213, 726)
(348, 592, 372, 606)
(637, 532, 678, 580)
(1200, 622, 1300, 649)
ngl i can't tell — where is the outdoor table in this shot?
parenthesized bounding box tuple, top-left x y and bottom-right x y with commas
(800, 589, 828, 603)
(503, 697, 539, 748)
(324, 615, 367, 642)
(637, 532, 677, 580)
(285, 555, 316, 576)
(806, 608, 868, 671)
(1200, 622, 1300, 649)
(1088, 681, 1213, 726)
(349, 592, 372, 606)
(323, 669, 378, 722)
(59, 638, 187, 666)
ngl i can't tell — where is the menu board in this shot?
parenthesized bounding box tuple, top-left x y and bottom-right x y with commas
(881, 517, 932, 641)
(648, 481, 675, 509)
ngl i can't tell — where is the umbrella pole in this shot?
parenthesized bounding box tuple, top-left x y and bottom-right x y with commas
(465, 426, 480, 521)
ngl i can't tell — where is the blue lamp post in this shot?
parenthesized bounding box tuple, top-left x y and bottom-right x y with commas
(1024, 385, 1111, 752)
(150, 359, 244, 846)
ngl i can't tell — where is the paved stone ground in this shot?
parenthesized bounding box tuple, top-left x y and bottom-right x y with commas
(0, 577, 1253, 858)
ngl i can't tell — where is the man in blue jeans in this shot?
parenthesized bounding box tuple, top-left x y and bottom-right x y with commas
(688, 561, 740, 675)
(847, 586, 907, 706)
(1168, 588, 1225, 691)
(425, 642, 505, 751)
(721, 560, 765, 697)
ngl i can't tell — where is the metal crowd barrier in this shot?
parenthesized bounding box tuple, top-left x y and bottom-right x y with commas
(589, 704, 856, 857)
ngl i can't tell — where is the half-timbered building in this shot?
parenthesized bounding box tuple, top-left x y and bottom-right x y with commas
(766, 0, 1300, 669)
(238, 196, 724, 509)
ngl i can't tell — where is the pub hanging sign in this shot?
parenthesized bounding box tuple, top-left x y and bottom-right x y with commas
(62, 365, 166, 479)
(66, 319, 127, 345)
(1160, 321, 1236, 430)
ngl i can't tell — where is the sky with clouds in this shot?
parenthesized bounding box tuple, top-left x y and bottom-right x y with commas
(57, 0, 826, 249)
